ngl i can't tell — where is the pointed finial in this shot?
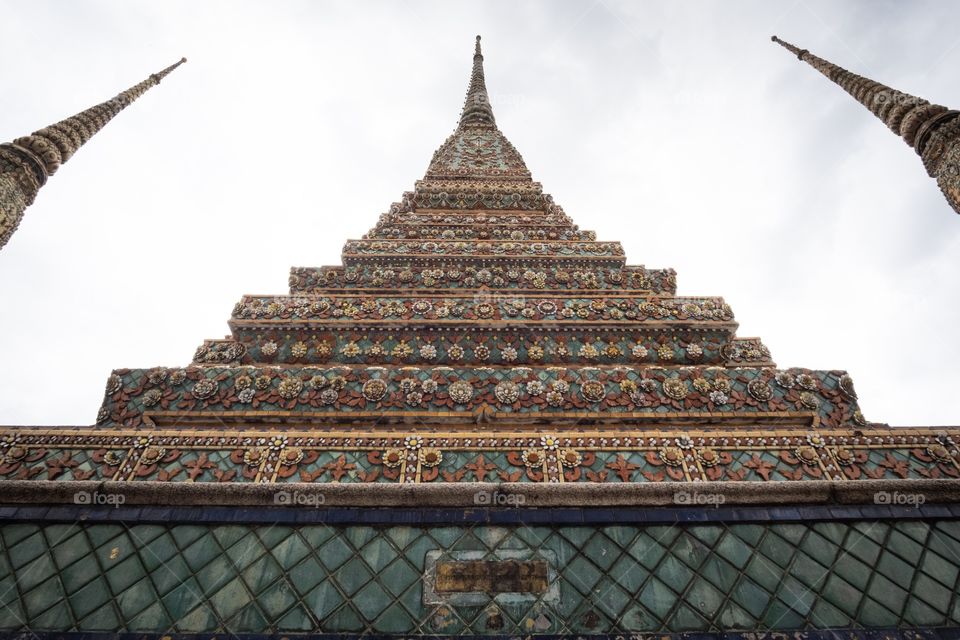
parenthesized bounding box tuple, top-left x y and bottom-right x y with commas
(0, 58, 187, 249)
(772, 36, 960, 215)
(459, 34, 496, 127)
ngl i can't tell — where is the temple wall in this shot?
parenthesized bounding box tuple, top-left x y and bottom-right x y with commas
(1, 506, 958, 636)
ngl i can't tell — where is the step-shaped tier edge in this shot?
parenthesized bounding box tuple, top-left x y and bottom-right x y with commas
(97, 365, 861, 431)
(288, 265, 678, 294)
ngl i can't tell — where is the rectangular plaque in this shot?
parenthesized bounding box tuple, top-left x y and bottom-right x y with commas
(435, 559, 549, 594)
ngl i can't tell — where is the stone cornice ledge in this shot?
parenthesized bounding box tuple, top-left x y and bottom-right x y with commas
(0, 479, 958, 508)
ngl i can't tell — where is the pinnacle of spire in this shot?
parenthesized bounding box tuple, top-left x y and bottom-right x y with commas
(459, 35, 496, 127)
(771, 36, 948, 148)
(9, 57, 187, 176)
(772, 36, 960, 215)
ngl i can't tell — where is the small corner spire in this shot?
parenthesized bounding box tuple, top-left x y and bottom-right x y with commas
(772, 36, 960, 215)
(0, 58, 187, 249)
(459, 35, 496, 127)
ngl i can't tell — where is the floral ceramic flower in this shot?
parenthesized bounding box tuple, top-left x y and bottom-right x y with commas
(105, 374, 123, 395)
(405, 392, 423, 406)
(419, 344, 438, 360)
(238, 388, 255, 403)
(319, 388, 339, 405)
(400, 378, 418, 393)
(255, 375, 272, 390)
(559, 449, 582, 467)
(796, 374, 818, 391)
(709, 390, 729, 405)
(192, 379, 218, 400)
(412, 300, 433, 315)
(712, 378, 732, 394)
(620, 379, 638, 394)
(495, 381, 520, 404)
(693, 378, 712, 394)
(235, 375, 253, 391)
(448, 344, 464, 360)
(775, 372, 796, 389)
(632, 344, 649, 359)
(147, 368, 168, 386)
(747, 379, 773, 402)
(526, 380, 544, 396)
(169, 369, 186, 385)
(474, 345, 491, 360)
(404, 435, 423, 450)
(277, 377, 303, 400)
(290, 342, 308, 358)
(579, 344, 599, 359)
(686, 343, 704, 359)
(142, 389, 162, 407)
(362, 378, 387, 401)
(391, 342, 413, 357)
(799, 392, 820, 410)
(383, 448, 404, 467)
(521, 449, 543, 467)
(545, 391, 564, 407)
(662, 378, 689, 401)
(419, 448, 442, 467)
(340, 340, 360, 358)
(501, 346, 518, 362)
(580, 380, 606, 403)
(657, 344, 675, 361)
(537, 301, 558, 315)
(448, 380, 473, 404)
(261, 341, 279, 356)
(838, 373, 857, 399)
(421, 379, 438, 394)
(540, 435, 559, 450)
(528, 345, 545, 361)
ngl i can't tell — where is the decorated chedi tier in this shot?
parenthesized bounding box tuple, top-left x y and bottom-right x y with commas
(0, 58, 187, 250)
(1, 37, 960, 637)
(34, 37, 959, 486)
(773, 35, 960, 215)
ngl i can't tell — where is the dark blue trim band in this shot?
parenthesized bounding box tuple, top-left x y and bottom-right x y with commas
(1, 502, 959, 525)
(1, 628, 960, 640)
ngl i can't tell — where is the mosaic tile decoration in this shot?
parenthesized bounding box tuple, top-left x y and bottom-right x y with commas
(0, 519, 959, 634)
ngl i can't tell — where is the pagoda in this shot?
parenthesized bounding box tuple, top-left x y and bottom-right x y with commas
(0, 58, 187, 250)
(1, 36, 959, 637)
(772, 36, 960, 215)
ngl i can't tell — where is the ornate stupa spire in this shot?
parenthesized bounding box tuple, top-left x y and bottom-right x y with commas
(772, 36, 960, 215)
(0, 57, 187, 250)
(459, 35, 496, 127)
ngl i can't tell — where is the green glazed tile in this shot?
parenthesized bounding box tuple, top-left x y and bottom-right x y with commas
(730, 576, 771, 618)
(911, 573, 952, 614)
(638, 576, 677, 619)
(207, 576, 252, 620)
(352, 579, 391, 621)
(372, 602, 416, 633)
(583, 532, 620, 570)
(304, 578, 345, 621)
(378, 557, 420, 597)
(317, 535, 354, 571)
(21, 574, 65, 619)
(288, 556, 327, 595)
(277, 603, 315, 631)
(334, 556, 373, 596)
(866, 574, 908, 613)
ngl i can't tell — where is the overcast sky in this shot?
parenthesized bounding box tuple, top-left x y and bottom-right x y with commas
(1, 0, 958, 427)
